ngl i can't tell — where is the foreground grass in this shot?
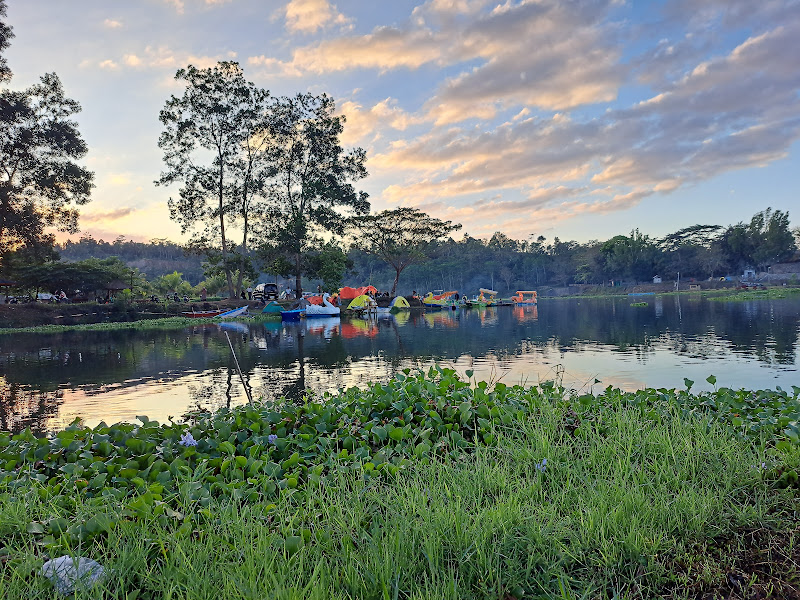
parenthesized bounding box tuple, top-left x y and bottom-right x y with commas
(2, 369, 800, 598)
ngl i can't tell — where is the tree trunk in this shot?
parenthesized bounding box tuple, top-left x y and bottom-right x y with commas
(218, 169, 234, 298)
(295, 252, 302, 299)
(391, 268, 400, 297)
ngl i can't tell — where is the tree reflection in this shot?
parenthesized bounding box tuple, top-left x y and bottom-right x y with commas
(0, 380, 62, 433)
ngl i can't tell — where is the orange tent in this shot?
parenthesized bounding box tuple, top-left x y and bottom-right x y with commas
(339, 285, 378, 300)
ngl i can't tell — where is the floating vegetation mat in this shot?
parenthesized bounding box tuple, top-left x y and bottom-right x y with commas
(3, 367, 800, 598)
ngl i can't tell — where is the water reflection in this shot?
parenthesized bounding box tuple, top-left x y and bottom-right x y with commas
(0, 296, 798, 431)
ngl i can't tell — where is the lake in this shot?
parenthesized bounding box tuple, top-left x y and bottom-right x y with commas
(2, 294, 799, 432)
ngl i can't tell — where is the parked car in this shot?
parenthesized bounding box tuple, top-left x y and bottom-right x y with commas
(253, 283, 279, 302)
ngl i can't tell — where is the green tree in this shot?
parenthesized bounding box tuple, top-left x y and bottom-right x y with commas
(153, 271, 190, 296)
(156, 62, 273, 298)
(751, 208, 795, 269)
(0, 0, 12, 83)
(600, 230, 657, 282)
(15, 257, 131, 297)
(260, 93, 369, 298)
(304, 242, 351, 293)
(719, 208, 796, 272)
(351, 208, 461, 296)
(0, 2, 93, 267)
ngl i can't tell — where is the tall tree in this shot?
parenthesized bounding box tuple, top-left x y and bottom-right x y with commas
(0, 0, 12, 83)
(351, 207, 461, 296)
(260, 93, 369, 298)
(719, 208, 796, 272)
(0, 2, 93, 269)
(156, 62, 273, 298)
(750, 207, 795, 269)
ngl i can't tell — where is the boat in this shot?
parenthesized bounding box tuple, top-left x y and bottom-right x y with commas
(281, 298, 310, 321)
(465, 288, 498, 307)
(215, 306, 249, 319)
(182, 308, 226, 318)
(422, 290, 459, 309)
(305, 293, 340, 317)
(511, 290, 538, 305)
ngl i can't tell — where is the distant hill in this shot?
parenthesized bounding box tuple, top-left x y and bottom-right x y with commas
(58, 237, 206, 284)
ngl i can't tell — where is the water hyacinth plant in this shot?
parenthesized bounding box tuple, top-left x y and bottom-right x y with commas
(2, 366, 800, 597)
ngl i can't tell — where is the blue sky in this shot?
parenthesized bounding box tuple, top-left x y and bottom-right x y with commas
(5, 0, 800, 243)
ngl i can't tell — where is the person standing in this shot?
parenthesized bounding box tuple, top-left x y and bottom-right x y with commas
(246, 286, 253, 300)
(200, 287, 207, 301)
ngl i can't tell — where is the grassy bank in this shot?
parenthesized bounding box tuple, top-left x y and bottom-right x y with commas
(2, 368, 800, 598)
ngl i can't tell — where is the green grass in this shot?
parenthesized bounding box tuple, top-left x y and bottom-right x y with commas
(2, 409, 796, 599)
(3, 368, 800, 598)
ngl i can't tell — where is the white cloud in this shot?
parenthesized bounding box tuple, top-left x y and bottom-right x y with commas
(103, 19, 122, 29)
(284, 0, 349, 34)
(96, 47, 238, 71)
(337, 98, 417, 146)
(368, 10, 800, 234)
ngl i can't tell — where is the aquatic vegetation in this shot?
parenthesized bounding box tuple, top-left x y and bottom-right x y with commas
(630, 301, 648, 306)
(0, 313, 280, 334)
(709, 287, 800, 302)
(2, 367, 800, 598)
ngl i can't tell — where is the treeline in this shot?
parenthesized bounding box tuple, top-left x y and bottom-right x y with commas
(2, 203, 797, 300)
(0, 1, 797, 301)
(58, 236, 205, 284)
(346, 207, 798, 293)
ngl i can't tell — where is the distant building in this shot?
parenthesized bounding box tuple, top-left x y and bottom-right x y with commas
(743, 268, 756, 280)
(652, 275, 662, 283)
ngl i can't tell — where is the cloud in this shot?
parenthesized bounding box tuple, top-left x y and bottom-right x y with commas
(103, 19, 122, 29)
(162, 0, 185, 14)
(96, 47, 238, 72)
(284, 0, 349, 34)
(336, 98, 417, 145)
(264, 0, 622, 124)
(367, 8, 800, 235)
(80, 207, 136, 224)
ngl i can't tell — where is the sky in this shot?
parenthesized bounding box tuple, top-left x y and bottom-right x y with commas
(4, 0, 800, 244)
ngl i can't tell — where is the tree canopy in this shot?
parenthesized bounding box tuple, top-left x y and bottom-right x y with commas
(0, 0, 12, 84)
(260, 93, 369, 297)
(351, 207, 461, 296)
(156, 62, 273, 298)
(0, 3, 93, 269)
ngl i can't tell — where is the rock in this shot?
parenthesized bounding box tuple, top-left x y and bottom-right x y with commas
(40, 555, 105, 595)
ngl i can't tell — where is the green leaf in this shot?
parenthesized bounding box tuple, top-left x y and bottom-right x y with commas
(26, 522, 45, 534)
(706, 375, 717, 386)
(218, 441, 236, 455)
(372, 426, 388, 441)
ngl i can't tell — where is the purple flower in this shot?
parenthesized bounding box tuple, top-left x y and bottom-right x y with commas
(267, 434, 278, 445)
(179, 431, 198, 447)
(535, 458, 547, 473)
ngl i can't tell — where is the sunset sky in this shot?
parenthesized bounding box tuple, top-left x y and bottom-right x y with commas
(5, 0, 800, 243)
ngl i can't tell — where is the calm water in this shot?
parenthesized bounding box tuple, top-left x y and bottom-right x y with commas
(2, 295, 799, 432)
